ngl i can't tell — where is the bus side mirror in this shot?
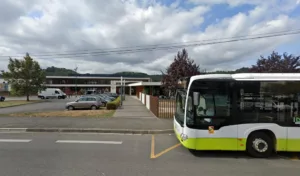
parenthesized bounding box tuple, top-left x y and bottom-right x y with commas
(193, 92, 199, 106)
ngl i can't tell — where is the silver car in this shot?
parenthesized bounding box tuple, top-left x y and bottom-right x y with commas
(66, 96, 102, 110)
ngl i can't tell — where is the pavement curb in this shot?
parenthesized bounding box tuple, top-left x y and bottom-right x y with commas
(0, 128, 173, 134)
(0, 128, 27, 132)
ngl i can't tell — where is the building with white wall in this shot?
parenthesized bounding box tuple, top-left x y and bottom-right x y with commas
(45, 74, 152, 94)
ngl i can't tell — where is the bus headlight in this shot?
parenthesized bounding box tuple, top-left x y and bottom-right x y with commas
(180, 133, 188, 141)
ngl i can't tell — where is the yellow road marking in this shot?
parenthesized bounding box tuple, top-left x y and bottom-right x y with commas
(150, 135, 181, 159)
(150, 135, 155, 158)
(153, 143, 182, 159)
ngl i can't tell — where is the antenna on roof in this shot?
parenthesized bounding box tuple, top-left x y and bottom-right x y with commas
(74, 64, 78, 72)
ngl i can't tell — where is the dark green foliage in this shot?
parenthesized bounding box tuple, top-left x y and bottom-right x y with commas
(250, 51, 300, 73)
(45, 66, 77, 76)
(106, 96, 121, 110)
(1, 53, 46, 101)
(161, 49, 200, 95)
(112, 72, 148, 77)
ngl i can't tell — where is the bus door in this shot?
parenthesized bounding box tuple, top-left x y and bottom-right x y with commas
(287, 102, 300, 151)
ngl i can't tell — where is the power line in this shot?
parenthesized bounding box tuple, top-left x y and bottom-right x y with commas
(22, 28, 300, 55)
(1, 29, 300, 59)
(34, 30, 300, 58)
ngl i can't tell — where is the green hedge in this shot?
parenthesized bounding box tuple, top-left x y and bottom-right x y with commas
(106, 96, 121, 110)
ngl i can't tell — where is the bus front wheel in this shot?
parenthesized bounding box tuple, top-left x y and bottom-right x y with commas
(246, 132, 274, 158)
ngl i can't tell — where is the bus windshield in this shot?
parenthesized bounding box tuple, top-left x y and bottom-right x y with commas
(186, 80, 232, 129)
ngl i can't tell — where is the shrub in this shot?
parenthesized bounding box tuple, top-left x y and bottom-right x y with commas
(106, 96, 121, 110)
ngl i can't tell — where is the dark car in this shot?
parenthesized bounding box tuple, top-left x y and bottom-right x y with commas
(105, 92, 119, 98)
(0, 96, 5, 101)
(96, 95, 112, 106)
(99, 94, 116, 101)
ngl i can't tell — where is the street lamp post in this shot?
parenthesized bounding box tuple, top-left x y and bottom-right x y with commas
(74, 67, 78, 97)
(123, 79, 125, 100)
(120, 76, 123, 107)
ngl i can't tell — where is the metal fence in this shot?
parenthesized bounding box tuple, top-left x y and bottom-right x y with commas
(158, 98, 175, 118)
(149, 95, 175, 118)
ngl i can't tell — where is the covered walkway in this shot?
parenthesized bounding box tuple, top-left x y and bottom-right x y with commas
(113, 96, 157, 119)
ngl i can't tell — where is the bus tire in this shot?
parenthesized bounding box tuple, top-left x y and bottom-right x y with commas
(246, 132, 273, 158)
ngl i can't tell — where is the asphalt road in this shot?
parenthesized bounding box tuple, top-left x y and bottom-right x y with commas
(0, 132, 298, 176)
(0, 96, 78, 114)
(4, 96, 43, 101)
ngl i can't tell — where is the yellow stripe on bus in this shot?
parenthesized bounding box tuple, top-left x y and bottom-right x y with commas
(174, 128, 300, 152)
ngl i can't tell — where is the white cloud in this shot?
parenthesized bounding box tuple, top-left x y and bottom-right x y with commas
(0, 0, 299, 74)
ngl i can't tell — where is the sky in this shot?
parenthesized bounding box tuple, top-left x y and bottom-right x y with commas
(0, 0, 299, 74)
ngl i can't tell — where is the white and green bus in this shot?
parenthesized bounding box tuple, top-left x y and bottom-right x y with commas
(174, 73, 300, 158)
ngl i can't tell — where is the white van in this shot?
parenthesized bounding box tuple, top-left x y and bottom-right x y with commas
(38, 88, 66, 99)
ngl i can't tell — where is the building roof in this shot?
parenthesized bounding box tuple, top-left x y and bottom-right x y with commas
(67, 73, 150, 78)
(128, 82, 162, 87)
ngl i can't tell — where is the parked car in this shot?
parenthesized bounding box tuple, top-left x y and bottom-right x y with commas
(81, 94, 112, 106)
(85, 90, 97, 95)
(38, 88, 66, 99)
(65, 96, 102, 110)
(0, 96, 5, 101)
(97, 96, 112, 106)
(99, 94, 115, 101)
(105, 92, 119, 98)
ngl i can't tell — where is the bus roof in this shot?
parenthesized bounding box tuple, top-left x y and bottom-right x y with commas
(190, 73, 300, 82)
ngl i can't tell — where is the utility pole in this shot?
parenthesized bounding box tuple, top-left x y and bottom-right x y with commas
(74, 66, 78, 97)
(120, 76, 123, 107)
(123, 79, 125, 100)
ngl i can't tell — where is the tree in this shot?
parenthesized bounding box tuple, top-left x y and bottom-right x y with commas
(235, 67, 250, 73)
(161, 49, 200, 96)
(44, 66, 77, 76)
(250, 51, 300, 73)
(1, 53, 46, 101)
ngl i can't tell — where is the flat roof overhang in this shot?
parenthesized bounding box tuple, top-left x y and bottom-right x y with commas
(128, 82, 162, 87)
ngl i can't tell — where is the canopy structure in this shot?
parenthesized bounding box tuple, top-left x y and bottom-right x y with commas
(127, 82, 162, 96)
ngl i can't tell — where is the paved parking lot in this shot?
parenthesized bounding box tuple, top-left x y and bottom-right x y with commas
(0, 132, 298, 176)
(0, 96, 78, 114)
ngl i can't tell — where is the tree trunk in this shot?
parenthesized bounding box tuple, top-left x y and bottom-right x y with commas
(26, 94, 29, 101)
